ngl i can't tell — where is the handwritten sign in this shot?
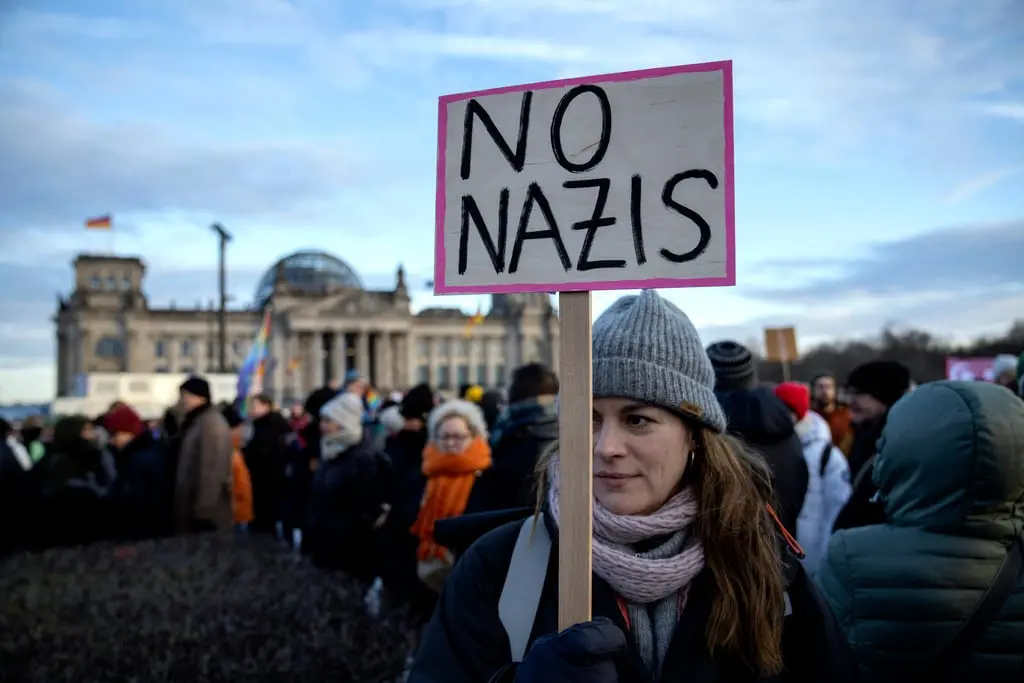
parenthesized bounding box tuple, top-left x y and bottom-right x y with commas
(434, 61, 735, 295)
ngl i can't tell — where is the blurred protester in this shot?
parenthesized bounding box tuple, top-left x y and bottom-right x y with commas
(374, 401, 405, 451)
(477, 389, 505, 433)
(707, 341, 809, 534)
(774, 382, 851, 577)
(411, 399, 491, 593)
(466, 363, 558, 514)
(243, 394, 289, 534)
(1, 418, 38, 554)
(280, 386, 336, 546)
(104, 404, 171, 539)
(832, 360, 911, 532)
(304, 390, 392, 582)
(992, 353, 1018, 394)
(343, 369, 367, 400)
(1018, 352, 1024, 398)
(820, 381, 1024, 682)
(811, 373, 854, 454)
(20, 415, 47, 464)
(380, 383, 437, 614)
(222, 405, 254, 532)
(174, 376, 234, 533)
(39, 415, 117, 547)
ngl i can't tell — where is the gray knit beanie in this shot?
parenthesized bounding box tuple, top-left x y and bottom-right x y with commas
(592, 289, 726, 433)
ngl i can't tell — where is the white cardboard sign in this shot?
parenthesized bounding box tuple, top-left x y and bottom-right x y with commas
(434, 61, 735, 295)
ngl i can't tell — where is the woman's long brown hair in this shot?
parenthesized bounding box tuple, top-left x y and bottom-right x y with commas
(534, 428, 785, 675)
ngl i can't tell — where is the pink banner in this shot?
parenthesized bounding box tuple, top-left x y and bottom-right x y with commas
(945, 357, 998, 382)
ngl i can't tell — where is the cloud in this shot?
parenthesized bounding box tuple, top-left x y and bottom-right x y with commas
(394, 0, 1023, 153)
(0, 79, 367, 234)
(746, 220, 1024, 302)
(973, 101, 1024, 121)
(698, 287, 1024, 350)
(943, 166, 1022, 204)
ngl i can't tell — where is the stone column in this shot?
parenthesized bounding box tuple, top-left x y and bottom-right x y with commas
(397, 333, 412, 389)
(376, 332, 392, 389)
(334, 329, 348, 383)
(271, 324, 286, 405)
(427, 336, 439, 387)
(479, 337, 491, 389)
(165, 334, 178, 373)
(468, 335, 479, 386)
(311, 331, 325, 388)
(356, 331, 370, 378)
(71, 327, 84, 380)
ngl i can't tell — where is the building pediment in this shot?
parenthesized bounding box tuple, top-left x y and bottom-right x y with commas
(290, 289, 398, 319)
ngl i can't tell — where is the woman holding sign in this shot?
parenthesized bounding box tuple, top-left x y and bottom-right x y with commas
(409, 290, 855, 683)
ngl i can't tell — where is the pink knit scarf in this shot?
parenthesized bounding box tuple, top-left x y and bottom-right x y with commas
(546, 456, 705, 604)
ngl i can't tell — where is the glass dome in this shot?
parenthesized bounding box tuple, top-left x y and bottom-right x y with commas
(255, 250, 363, 305)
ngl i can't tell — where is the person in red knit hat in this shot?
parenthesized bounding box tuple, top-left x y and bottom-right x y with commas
(103, 404, 173, 538)
(773, 382, 851, 577)
(104, 405, 146, 447)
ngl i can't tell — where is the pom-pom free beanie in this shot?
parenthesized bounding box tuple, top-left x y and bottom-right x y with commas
(591, 289, 726, 433)
(705, 341, 757, 391)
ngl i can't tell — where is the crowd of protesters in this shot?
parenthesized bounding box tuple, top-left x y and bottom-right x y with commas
(2, 306, 1022, 682)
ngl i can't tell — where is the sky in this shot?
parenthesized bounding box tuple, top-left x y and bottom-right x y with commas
(0, 0, 1022, 403)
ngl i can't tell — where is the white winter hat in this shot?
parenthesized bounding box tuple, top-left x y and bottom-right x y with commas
(320, 391, 364, 437)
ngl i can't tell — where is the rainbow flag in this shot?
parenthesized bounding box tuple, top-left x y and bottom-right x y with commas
(236, 308, 273, 417)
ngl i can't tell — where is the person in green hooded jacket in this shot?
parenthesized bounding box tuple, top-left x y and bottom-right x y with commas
(819, 380, 1024, 682)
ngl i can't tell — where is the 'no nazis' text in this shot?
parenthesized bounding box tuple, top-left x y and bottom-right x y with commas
(456, 84, 719, 276)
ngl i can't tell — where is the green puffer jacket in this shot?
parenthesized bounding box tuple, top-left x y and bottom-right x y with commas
(819, 380, 1024, 683)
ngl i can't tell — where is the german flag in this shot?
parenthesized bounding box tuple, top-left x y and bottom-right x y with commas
(463, 307, 485, 338)
(85, 214, 112, 230)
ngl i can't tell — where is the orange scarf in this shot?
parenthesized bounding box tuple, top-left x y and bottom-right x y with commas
(411, 437, 492, 561)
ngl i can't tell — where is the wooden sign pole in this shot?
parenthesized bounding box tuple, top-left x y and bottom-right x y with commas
(557, 291, 594, 628)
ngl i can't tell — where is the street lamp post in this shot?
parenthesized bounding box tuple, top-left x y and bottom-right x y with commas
(211, 223, 233, 373)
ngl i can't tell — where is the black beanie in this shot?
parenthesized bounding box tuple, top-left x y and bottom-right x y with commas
(846, 361, 911, 408)
(179, 376, 211, 401)
(400, 383, 436, 421)
(706, 341, 756, 391)
(221, 404, 244, 428)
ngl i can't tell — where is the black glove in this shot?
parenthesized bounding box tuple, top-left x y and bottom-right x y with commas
(514, 617, 626, 683)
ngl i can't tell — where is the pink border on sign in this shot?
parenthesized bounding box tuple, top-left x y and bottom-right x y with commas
(434, 60, 735, 295)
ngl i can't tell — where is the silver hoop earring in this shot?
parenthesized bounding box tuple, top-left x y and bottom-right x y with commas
(687, 450, 696, 469)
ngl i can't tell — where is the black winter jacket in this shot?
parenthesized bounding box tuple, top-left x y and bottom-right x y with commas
(409, 513, 858, 683)
(717, 388, 809, 535)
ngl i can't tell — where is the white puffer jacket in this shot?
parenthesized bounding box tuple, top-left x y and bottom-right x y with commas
(794, 411, 851, 577)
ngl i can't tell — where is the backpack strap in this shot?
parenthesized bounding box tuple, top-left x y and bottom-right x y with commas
(498, 514, 552, 663)
(925, 535, 1023, 681)
(819, 442, 833, 478)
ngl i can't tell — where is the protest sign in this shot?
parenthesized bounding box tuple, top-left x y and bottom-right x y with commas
(764, 326, 798, 381)
(435, 61, 735, 629)
(435, 62, 735, 294)
(946, 357, 999, 382)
